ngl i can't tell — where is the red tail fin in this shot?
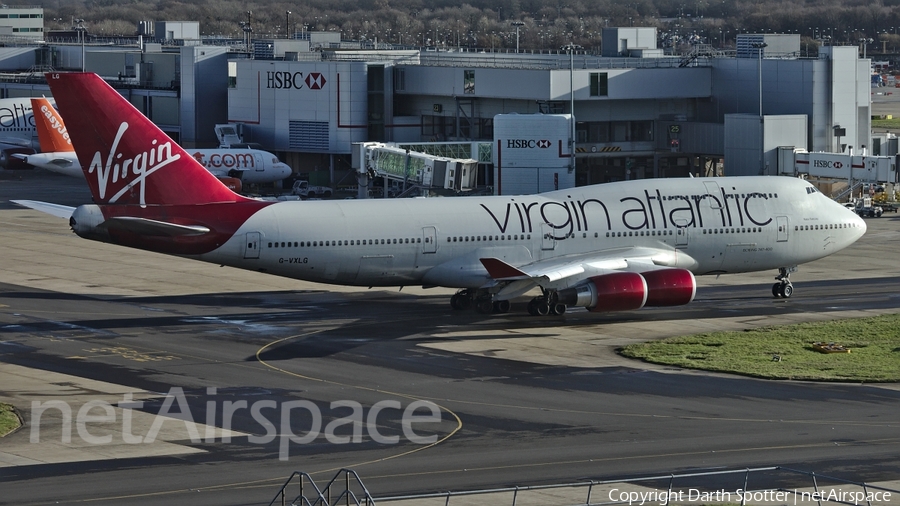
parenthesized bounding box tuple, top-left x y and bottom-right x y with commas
(45, 73, 246, 207)
(31, 97, 74, 153)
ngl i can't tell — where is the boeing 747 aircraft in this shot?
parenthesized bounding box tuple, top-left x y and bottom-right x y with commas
(14, 73, 867, 316)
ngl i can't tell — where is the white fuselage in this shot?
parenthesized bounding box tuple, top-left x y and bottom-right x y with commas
(0, 97, 40, 148)
(198, 176, 866, 288)
(28, 148, 292, 184)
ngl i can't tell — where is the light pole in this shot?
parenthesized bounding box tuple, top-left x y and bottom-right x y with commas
(859, 37, 874, 59)
(751, 42, 768, 174)
(286, 11, 291, 39)
(566, 44, 576, 173)
(511, 21, 524, 52)
(74, 19, 86, 72)
(246, 11, 253, 56)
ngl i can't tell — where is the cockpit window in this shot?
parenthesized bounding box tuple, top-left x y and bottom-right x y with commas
(805, 186, 819, 195)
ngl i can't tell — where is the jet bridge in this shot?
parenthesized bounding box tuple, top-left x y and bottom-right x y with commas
(352, 142, 478, 198)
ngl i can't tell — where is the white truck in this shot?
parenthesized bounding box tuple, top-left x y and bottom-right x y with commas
(853, 197, 884, 218)
(291, 180, 333, 199)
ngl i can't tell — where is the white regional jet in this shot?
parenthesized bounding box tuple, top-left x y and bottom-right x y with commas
(19, 97, 292, 186)
(15, 73, 867, 316)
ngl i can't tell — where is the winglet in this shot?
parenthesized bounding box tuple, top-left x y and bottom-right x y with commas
(31, 97, 73, 153)
(480, 258, 531, 280)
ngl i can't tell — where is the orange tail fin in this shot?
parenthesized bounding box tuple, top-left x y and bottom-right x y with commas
(31, 97, 74, 153)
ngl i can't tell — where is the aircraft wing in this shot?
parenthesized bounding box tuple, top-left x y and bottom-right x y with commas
(11, 199, 75, 219)
(14, 154, 77, 166)
(480, 246, 682, 284)
(11, 201, 209, 237)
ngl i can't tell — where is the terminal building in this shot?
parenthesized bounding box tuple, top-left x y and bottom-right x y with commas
(0, 26, 876, 193)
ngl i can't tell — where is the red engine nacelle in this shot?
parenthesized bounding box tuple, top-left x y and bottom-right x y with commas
(642, 268, 696, 307)
(558, 271, 648, 312)
(558, 269, 696, 313)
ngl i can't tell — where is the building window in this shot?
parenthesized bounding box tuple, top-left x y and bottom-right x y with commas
(630, 120, 654, 141)
(464, 70, 475, 94)
(590, 72, 608, 97)
(394, 68, 405, 91)
(227, 61, 237, 89)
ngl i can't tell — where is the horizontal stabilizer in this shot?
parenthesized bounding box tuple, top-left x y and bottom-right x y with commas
(100, 216, 211, 237)
(480, 257, 531, 280)
(11, 199, 75, 219)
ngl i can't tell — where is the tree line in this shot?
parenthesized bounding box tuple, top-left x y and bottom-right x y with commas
(33, 0, 900, 54)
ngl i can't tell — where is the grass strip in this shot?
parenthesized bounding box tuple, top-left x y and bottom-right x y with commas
(872, 118, 900, 129)
(619, 314, 900, 381)
(0, 402, 21, 437)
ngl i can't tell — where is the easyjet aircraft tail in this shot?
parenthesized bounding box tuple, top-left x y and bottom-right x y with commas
(32, 96, 73, 153)
(45, 72, 247, 207)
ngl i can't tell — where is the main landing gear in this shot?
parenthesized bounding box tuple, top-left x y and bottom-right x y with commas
(449, 289, 562, 316)
(772, 266, 797, 298)
(526, 290, 567, 316)
(450, 289, 512, 314)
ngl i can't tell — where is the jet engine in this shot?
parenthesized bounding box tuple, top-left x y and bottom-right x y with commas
(642, 268, 696, 306)
(557, 269, 696, 312)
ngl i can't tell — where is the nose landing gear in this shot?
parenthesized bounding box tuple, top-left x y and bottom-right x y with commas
(772, 266, 797, 298)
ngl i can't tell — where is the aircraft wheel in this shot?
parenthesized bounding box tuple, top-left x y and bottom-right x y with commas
(779, 283, 793, 298)
(550, 303, 567, 315)
(493, 300, 510, 313)
(772, 283, 782, 298)
(475, 299, 494, 314)
(527, 297, 550, 316)
(450, 293, 470, 310)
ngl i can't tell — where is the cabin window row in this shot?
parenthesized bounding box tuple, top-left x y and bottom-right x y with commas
(656, 192, 777, 201)
(268, 238, 423, 248)
(700, 227, 762, 234)
(605, 230, 675, 237)
(446, 234, 531, 242)
(795, 223, 857, 231)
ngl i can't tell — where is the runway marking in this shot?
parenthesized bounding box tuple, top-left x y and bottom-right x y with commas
(32, 328, 466, 504)
(79, 436, 900, 500)
(326, 436, 900, 483)
(412, 396, 900, 428)
(74, 346, 182, 363)
(254, 332, 464, 464)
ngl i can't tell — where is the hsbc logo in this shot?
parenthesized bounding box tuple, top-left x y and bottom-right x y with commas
(813, 160, 843, 169)
(305, 73, 326, 89)
(266, 71, 327, 90)
(506, 139, 552, 149)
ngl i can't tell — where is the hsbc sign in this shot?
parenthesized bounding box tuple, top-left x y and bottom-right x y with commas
(266, 71, 327, 90)
(813, 160, 843, 169)
(506, 139, 552, 149)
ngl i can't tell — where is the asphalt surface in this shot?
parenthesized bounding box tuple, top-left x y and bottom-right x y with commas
(0, 169, 898, 506)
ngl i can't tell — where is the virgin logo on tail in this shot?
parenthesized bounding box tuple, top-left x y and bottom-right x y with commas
(89, 122, 181, 206)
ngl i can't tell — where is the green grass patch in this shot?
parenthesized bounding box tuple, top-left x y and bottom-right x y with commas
(872, 118, 900, 129)
(619, 314, 900, 381)
(0, 402, 21, 437)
